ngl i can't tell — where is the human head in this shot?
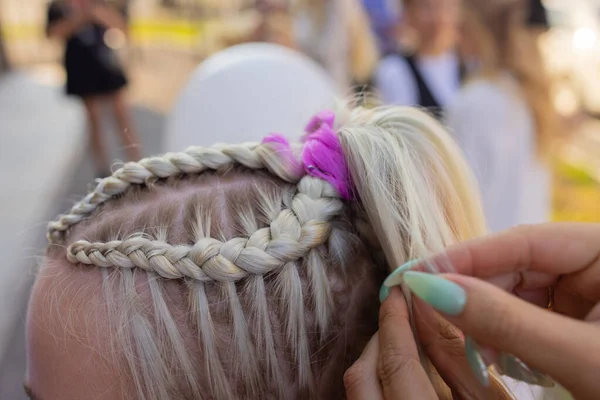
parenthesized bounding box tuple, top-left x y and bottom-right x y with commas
(459, 0, 558, 154)
(26, 104, 486, 399)
(402, 0, 461, 55)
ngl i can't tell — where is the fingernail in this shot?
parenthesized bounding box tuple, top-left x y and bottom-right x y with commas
(379, 284, 391, 303)
(379, 259, 420, 302)
(402, 271, 466, 315)
(497, 354, 555, 388)
(465, 337, 490, 387)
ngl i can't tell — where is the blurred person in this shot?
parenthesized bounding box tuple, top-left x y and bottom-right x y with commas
(362, 0, 402, 54)
(47, 0, 140, 176)
(375, 0, 464, 116)
(445, 0, 559, 232)
(250, 1, 295, 48)
(527, 0, 549, 34)
(293, 0, 379, 92)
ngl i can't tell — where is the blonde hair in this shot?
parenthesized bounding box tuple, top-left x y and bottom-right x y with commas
(461, 0, 559, 155)
(44, 104, 486, 399)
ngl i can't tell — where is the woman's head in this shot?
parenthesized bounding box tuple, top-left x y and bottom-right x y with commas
(403, 0, 461, 55)
(458, 0, 527, 65)
(27, 105, 486, 399)
(459, 0, 558, 154)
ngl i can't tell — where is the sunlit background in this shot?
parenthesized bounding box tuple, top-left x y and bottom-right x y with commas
(1, 0, 598, 221)
(0, 0, 597, 398)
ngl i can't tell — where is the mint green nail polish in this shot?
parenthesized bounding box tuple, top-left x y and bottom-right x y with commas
(379, 259, 420, 302)
(379, 284, 391, 303)
(465, 337, 490, 387)
(402, 271, 466, 315)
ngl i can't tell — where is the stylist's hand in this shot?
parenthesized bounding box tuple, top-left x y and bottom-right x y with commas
(405, 223, 600, 400)
(344, 286, 511, 400)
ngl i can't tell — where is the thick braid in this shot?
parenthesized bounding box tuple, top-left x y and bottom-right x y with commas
(48, 142, 303, 243)
(66, 176, 343, 280)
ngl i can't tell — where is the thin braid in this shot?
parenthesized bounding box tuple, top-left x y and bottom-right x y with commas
(48, 142, 304, 243)
(66, 177, 343, 280)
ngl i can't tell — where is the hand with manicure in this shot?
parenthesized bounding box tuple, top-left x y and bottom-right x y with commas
(346, 223, 600, 400)
(344, 285, 514, 399)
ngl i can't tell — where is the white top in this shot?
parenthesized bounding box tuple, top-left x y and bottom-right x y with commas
(445, 75, 551, 232)
(375, 51, 461, 107)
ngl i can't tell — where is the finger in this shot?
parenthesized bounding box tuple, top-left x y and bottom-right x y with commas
(344, 333, 384, 400)
(413, 298, 512, 400)
(554, 286, 596, 318)
(513, 288, 549, 308)
(480, 268, 596, 318)
(429, 223, 600, 302)
(378, 287, 437, 399)
(486, 272, 555, 307)
(443, 274, 600, 399)
(585, 303, 600, 323)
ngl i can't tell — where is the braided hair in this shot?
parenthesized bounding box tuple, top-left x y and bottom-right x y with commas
(41, 104, 487, 399)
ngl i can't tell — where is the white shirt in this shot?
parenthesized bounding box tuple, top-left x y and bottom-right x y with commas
(375, 51, 461, 107)
(445, 75, 551, 232)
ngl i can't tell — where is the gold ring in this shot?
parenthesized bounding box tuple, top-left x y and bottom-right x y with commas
(547, 287, 555, 310)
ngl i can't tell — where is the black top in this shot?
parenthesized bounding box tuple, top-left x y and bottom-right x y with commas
(527, 0, 549, 30)
(47, 0, 127, 97)
(398, 52, 466, 119)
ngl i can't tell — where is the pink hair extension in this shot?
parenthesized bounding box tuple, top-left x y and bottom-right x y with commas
(262, 110, 353, 200)
(302, 111, 353, 200)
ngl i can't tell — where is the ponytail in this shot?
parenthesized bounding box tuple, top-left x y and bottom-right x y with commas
(338, 106, 487, 269)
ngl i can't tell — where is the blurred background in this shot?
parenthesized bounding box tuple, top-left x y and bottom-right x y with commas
(0, 0, 598, 398)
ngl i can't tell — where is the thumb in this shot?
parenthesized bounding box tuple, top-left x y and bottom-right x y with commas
(403, 271, 600, 397)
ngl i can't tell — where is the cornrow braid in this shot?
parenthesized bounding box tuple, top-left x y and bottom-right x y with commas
(66, 176, 343, 282)
(60, 168, 346, 396)
(47, 142, 304, 243)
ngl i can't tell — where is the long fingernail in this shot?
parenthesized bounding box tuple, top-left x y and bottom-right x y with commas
(465, 337, 490, 387)
(379, 259, 420, 302)
(497, 354, 555, 387)
(402, 271, 466, 315)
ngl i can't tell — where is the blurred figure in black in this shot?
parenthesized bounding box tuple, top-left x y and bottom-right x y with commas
(47, 0, 140, 176)
(527, 0, 549, 32)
